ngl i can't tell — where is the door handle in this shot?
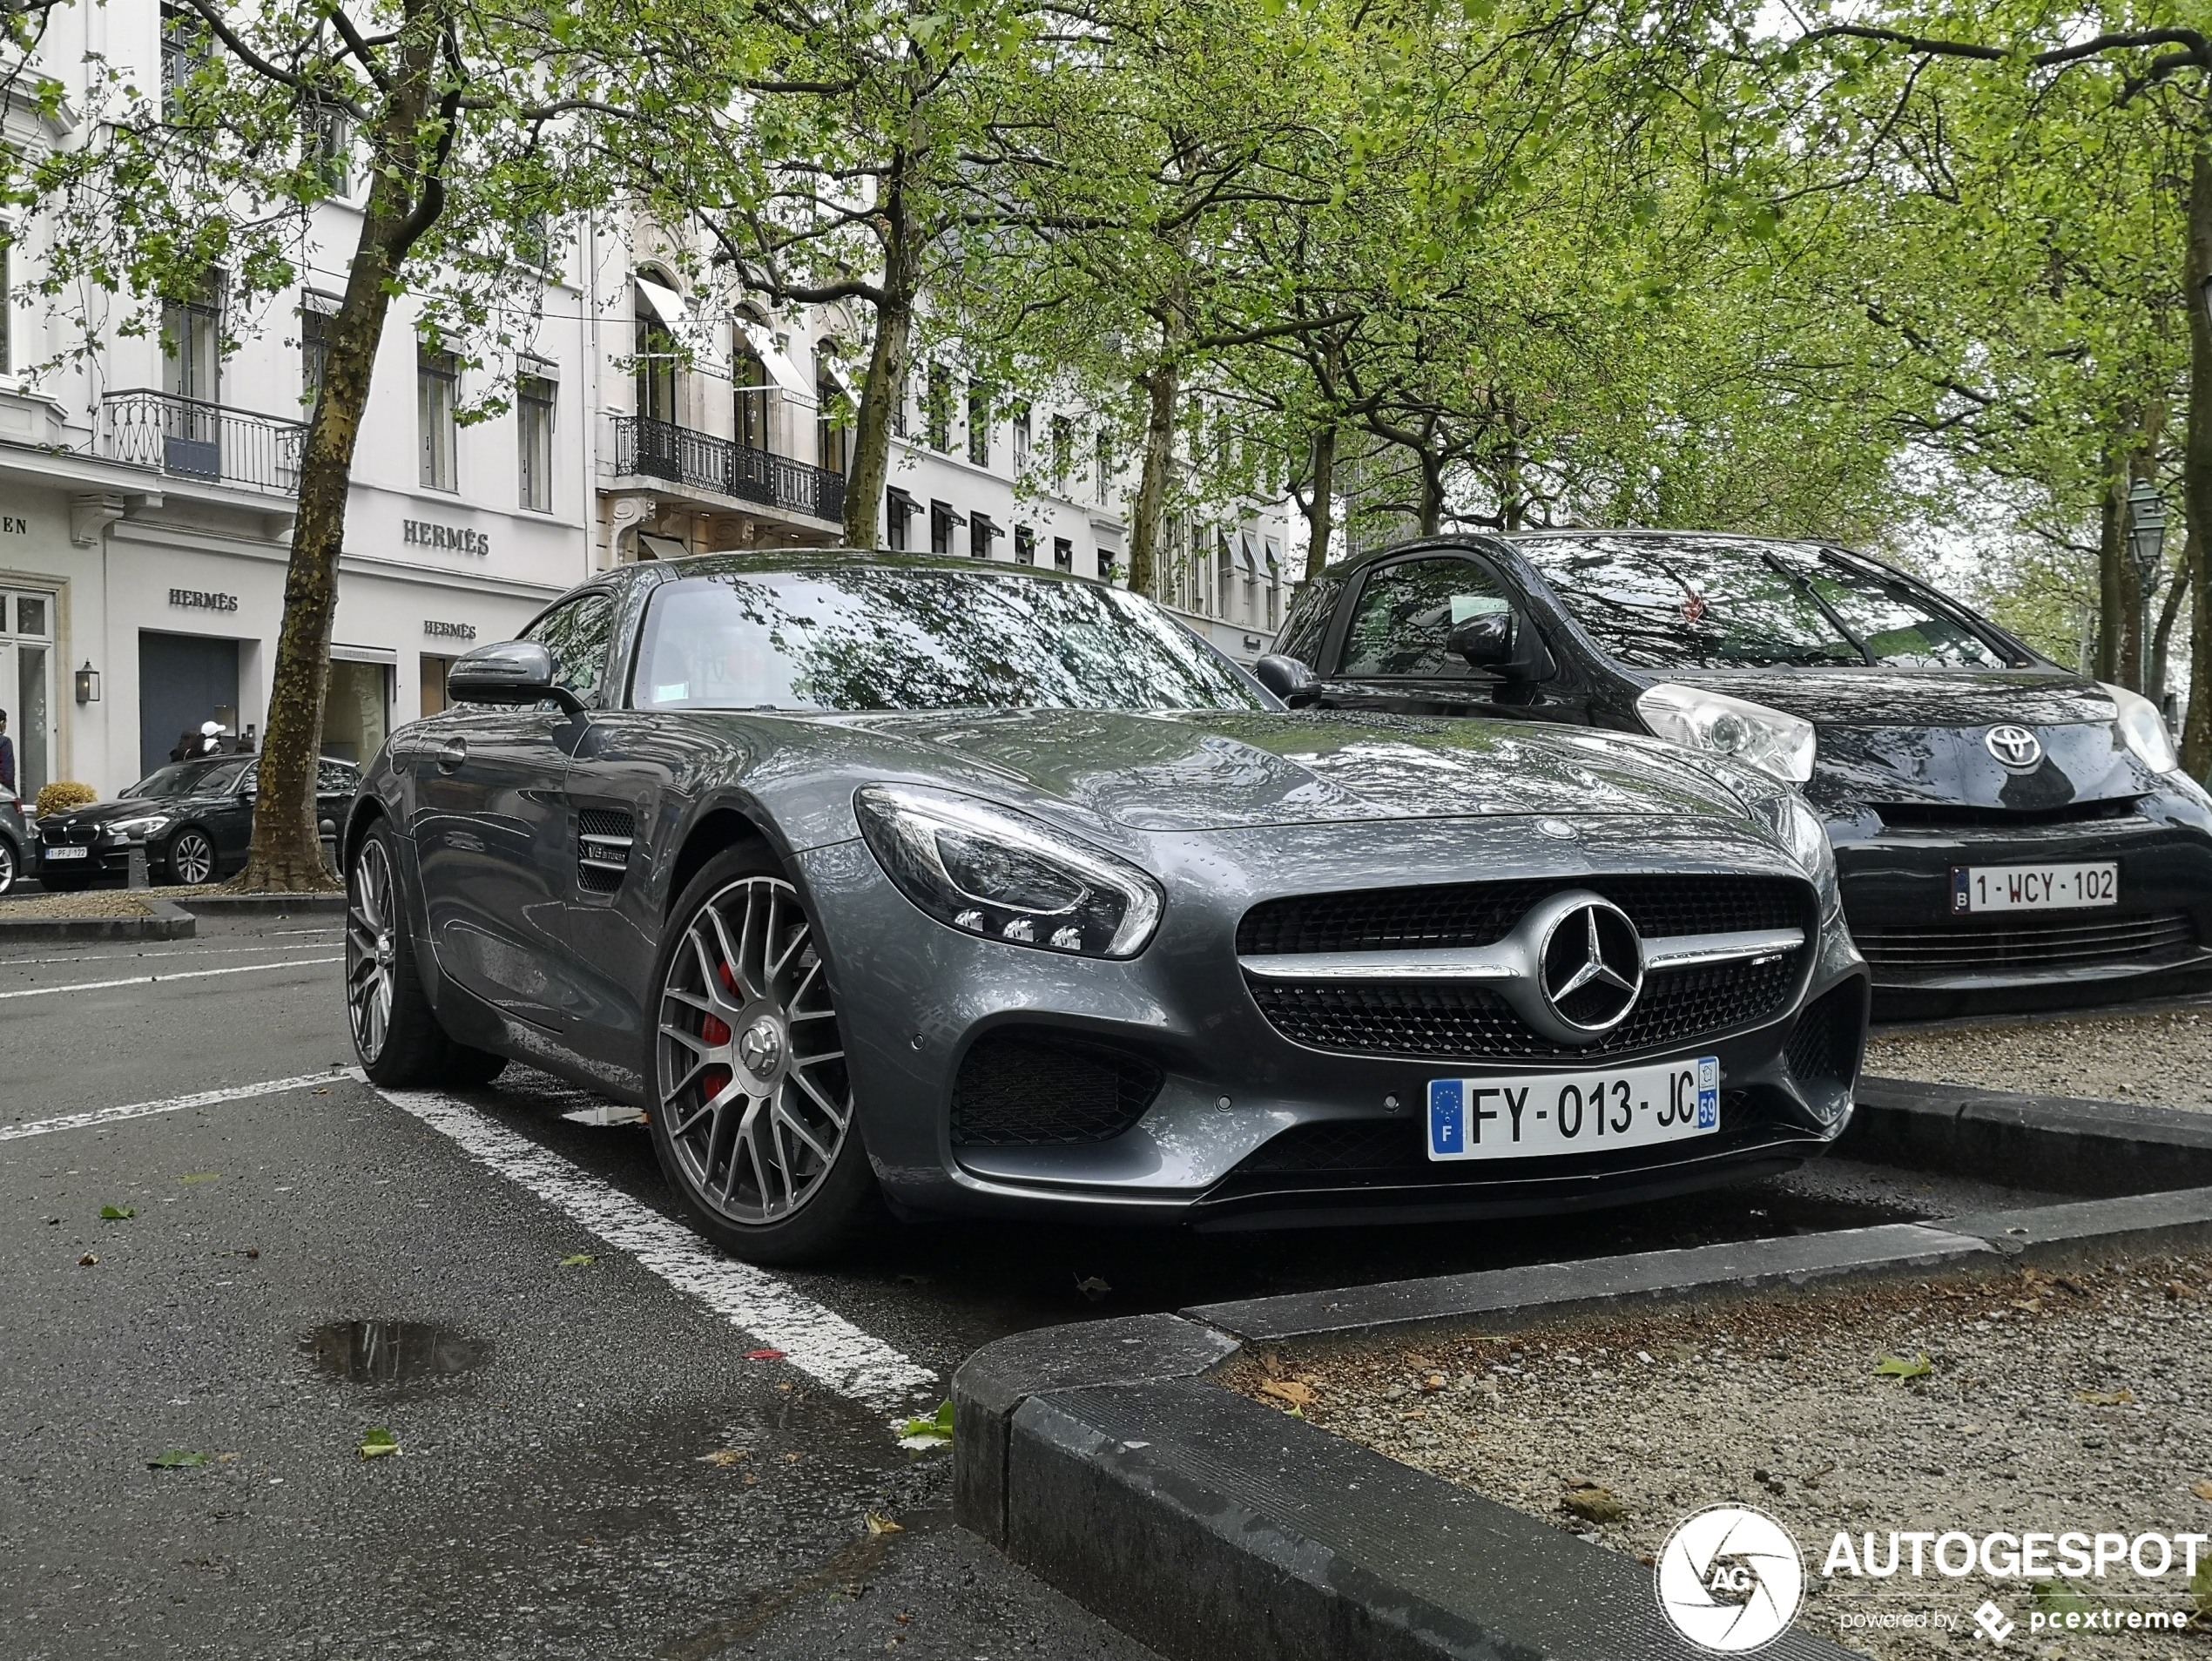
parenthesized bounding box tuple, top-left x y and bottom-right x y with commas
(436, 737, 469, 772)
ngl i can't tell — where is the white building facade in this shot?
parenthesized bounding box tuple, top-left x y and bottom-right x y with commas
(0, 35, 1285, 804)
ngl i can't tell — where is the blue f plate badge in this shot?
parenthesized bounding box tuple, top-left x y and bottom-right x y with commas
(1427, 1057, 1721, 1162)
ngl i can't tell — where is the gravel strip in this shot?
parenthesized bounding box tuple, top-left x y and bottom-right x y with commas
(0, 892, 154, 919)
(1868, 1009, 2212, 1115)
(1227, 1256, 2212, 1658)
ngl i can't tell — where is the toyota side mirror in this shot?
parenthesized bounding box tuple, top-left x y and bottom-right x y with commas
(1252, 654, 1318, 705)
(446, 641, 584, 712)
(1449, 611, 1554, 682)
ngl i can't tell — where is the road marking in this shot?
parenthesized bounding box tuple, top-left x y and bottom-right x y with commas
(3, 941, 343, 969)
(1, 1072, 344, 1140)
(373, 1081, 940, 1414)
(0, 956, 340, 1000)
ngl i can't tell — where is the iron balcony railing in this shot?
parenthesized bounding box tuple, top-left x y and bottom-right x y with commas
(100, 388, 307, 496)
(613, 413, 846, 525)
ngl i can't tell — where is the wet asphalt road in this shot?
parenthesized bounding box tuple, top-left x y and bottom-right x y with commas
(0, 915, 2061, 1659)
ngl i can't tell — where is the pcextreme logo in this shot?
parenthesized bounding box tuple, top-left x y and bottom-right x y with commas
(1656, 1505, 1807, 1653)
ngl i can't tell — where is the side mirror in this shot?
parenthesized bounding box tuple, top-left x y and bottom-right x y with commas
(1449, 610, 1554, 682)
(1252, 654, 1318, 704)
(446, 641, 583, 712)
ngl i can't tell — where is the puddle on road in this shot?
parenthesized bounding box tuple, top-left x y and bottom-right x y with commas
(302, 1320, 491, 1388)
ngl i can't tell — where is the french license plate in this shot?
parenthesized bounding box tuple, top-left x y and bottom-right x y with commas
(1952, 861, 2117, 914)
(41, 845, 88, 861)
(1427, 1057, 1720, 1162)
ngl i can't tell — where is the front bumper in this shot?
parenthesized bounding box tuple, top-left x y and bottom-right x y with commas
(1831, 783, 2212, 1010)
(799, 814, 1869, 1226)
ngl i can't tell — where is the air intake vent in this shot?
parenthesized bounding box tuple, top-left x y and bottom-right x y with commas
(951, 1031, 1163, 1146)
(1784, 982, 1865, 1091)
(577, 808, 635, 894)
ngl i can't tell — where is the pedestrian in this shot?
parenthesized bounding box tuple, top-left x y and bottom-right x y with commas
(0, 708, 14, 798)
(170, 728, 200, 761)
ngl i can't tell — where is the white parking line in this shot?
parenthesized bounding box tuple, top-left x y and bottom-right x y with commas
(1, 1072, 344, 1140)
(3, 941, 343, 969)
(374, 1082, 941, 1414)
(0, 956, 340, 1000)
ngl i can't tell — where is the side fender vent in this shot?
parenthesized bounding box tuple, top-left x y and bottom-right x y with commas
(577, 808, 635, 893)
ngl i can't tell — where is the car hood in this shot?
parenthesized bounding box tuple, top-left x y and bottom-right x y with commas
(1669, 667, 2114, 728)
(807, 708, 1765, 833)
(39, 797, 209, 832)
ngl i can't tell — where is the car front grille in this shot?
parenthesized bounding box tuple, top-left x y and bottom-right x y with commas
(1238, 876, 1812, 1063)
(1871, 797, 2142, 833)
(1784, 982, 1865, 1090)
(1851, 911, 2199, 977)
(1238, 874, 1809, 956)
(950, 1030, 1164, 1146)
(40, 820, 101, 847)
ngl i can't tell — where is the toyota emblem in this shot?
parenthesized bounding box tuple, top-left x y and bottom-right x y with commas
(1985, 725, 2044, 769)
(1537, 898, 1645, 1036)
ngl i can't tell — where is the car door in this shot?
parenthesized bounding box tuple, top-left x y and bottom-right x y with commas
(314, 760, 361, 849)
(1314, 551, 1586, 723)
(413, 591, 618, 1032)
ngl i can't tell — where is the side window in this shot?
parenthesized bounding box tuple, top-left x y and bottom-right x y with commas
(522, 593, 618, 706)
(1275, 577, 1340, 665)
(1337, 557, 1511, 679)
(318, 760, 361, 794)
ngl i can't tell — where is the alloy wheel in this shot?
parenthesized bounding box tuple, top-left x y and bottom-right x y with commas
(172, 830, 215, 885)
(347, 838, 399, 1063)
(656, 875, 851, 1226)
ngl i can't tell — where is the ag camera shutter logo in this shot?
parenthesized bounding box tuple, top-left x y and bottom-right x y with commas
(1656, 1504, 1805, 1652)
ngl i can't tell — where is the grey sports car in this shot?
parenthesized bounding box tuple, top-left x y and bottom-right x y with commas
(344, 552, 1870, 1263)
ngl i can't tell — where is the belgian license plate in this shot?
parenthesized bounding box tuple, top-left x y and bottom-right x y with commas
(41, 845, 88, 861)
(1952, 862, 2117, 914)
(1427, 1057, 1720, 1162)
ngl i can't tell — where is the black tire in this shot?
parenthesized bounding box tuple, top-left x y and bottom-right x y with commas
(644, 844, 882, 1265)
(346, 820, 509, 1089)
(0, 836, 17, 897)
(165, 826, 218, 886)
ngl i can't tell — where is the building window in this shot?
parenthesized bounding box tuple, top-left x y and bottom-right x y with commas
(1050, 415, 1074, 494)
(891, 364, 907, 438)
(160, 1, 210, 117)
(1012, 403, 1032, 473)
(929, 498, 962, 556)
(0, 241, 12, 375)
(518, 372, 556, 512)
(300, 302, 334, 410)
(970, 513, 1000, 559)
(817, 351, 848, 475)
(1095, 430, 1111, 504)
(417, 339, 458, 491)
(1053, 537, 1073, 572)
(162, 276, 223, 405)
(1014, 524, 1035, 566)
(967, 381, 990, 466)
(307, 102, 350, 196)
(516, 211, 555, 273)
(886, 491, 911, 551)
(634, 294, 676, 424)
(925, 362, 952, 451)
(734, 335, 769, 452)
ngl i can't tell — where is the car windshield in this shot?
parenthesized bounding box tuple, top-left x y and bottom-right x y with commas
(1515, 535, 2012, 670)
(631, 569, 1265, 712)
(124, 760, 250, 800)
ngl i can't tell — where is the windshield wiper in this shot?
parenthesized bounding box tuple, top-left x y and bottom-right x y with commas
(1763, 552, 1871, 665)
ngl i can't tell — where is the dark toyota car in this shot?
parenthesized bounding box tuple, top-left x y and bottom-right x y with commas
(1257, 531, 2212, 1014)
(35, 755, 361, 888)
(344, 552, 1866, 1264)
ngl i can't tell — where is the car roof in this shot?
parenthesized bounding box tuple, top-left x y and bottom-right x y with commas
(637, 550, 1098, 584)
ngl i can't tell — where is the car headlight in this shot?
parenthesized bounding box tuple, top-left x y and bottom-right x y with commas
(1636, 684, 1816, 784)
(2101, 682, 2178, 773)
(108, 814, 172, 840)
(854, 784, 1163, 959)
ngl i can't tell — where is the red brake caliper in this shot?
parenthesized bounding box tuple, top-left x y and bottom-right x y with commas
(698, 959, 738, 1101)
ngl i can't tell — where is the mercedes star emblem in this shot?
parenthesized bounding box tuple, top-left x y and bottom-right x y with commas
(1537, 898, 1645, 1036)
(1985, 725, 2043, 769)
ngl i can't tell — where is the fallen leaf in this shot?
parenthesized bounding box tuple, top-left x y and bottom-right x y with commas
(78, 1253, 97, 1266)
(2190, 1479, 2212, 1502)
(147, 1449, 211, 1469)
(895, 1612, 914, 1624)
(1874, 1354, 1933, 1380)
(1074, 1275, 1112, 1302)
(1283, 1405, 1305, 1420)
(696, 1448, 751, 1468)
(866, 1512, 905, 1536)
(745, 1349, 786, 1361)
(2074, 1389, 2135, 1407)
(2168, 1281, 2197, 1301)
(215, 1453, 241, 1464)
(559, 1253, 596, 1267)
(2193, 1559, 2212, 1620)
(2055, 1274, 2091, 1297)
(179, 1173, 220, 1185)
(1420, 1374, 1447, 1393)
(245, 1249, 259, 1259)
(782, 1452, 803, 1464)
(100, 1205, 136, 1220)
(2033, 1580, 2096, 1617)
(359, 1427, 401, 1460)
(897, 1400, 954, 1452)
(312, 1088, 332, 1096)
(1258, 1378, 1316, 1409)
(1561, 1482, 1627, 1523)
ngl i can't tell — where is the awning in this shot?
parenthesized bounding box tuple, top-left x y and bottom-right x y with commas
(971, 511, 1000, 540)
(931, 499, 968, 527)
(819, 355, 860, 402)
(637, 532, 691, 561)
(887, 486, 919, 517)
(518, 353, 557, 381)
(1263, 537, 1282, 571)
(636, 277, 687, 331)
(329, 642, 397, 665)
(1237, 530, 1260, 572)
(737, 319, 813, 398)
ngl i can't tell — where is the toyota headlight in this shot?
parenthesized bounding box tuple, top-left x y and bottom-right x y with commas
(109, 814, 172, 841)
(2101, 682, 2178, 773)
(1636, 684, 1816, 784)
(854, 784, 1163, 959)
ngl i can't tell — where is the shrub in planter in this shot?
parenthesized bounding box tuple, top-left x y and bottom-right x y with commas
(35, 780, 97, 819)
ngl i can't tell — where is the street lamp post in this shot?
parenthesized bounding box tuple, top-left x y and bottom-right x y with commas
(2128, 477, 2168, 696)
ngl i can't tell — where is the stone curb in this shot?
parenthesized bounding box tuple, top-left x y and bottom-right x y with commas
(954, 1085, 2212, 1661)
(172, 892, 347, 917)
(1848, 1074, 2212, 1194)
(0, 897, 196, 942)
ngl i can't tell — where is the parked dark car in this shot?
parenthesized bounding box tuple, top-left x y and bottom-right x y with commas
(35, 755, 361, 888)
(1256, 530, 2212, 1015)
(344, 551, 1866, 1263)
(0, 789, 25, 896)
